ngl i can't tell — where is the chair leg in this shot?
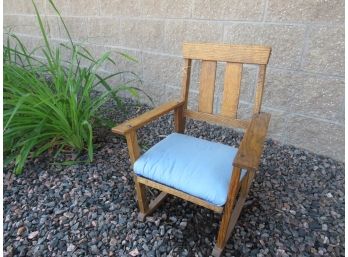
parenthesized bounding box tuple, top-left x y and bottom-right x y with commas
(134, 178, 150, 221)
(212, 169, 254, 257)
(212, 167, 241, 256)
(144, 192, 168, 217)
(134, 176, 169, 221)
(212, 246, 223, 257)
(222, 171, 255, 243)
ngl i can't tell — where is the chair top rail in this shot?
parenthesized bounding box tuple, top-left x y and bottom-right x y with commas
(183, 42, 271, 65)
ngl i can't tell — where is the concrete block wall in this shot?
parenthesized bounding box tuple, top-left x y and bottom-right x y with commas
(4, 0, 345, 161)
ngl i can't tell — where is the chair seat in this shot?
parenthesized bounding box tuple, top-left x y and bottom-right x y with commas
(134, 133, 244, 206)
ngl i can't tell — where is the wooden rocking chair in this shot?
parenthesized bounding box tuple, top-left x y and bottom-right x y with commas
(112, 43, 271, 256)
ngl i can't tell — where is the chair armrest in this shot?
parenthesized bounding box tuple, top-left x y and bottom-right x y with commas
(233, 112, 271, 171)
(112, 100, 185, 135)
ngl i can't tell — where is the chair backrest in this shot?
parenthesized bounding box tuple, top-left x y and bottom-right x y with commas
(181, 43, 271, 130)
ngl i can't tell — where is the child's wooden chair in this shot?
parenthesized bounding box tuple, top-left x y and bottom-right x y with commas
(112, 43, 271, 256)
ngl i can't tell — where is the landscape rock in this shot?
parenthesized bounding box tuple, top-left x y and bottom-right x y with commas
(3, 99, 345, 256)
(17, 226, 26, 236)
(28, 231, 39, 240)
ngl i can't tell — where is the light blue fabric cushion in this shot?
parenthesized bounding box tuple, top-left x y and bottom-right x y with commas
(134, 133, 243, 206)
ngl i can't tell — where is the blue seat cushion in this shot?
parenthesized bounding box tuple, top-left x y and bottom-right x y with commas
(133, 133, 243, 206)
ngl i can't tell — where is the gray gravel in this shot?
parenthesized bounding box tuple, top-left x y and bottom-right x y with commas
(4, 99, 345, 257)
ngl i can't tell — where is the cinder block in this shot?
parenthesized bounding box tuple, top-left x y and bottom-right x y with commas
(119, 19, 164, 51)
(99, 0, 142, 17)
(4, 0, 45, 15)
(103, 47, 143, 85)
(104, 47, 143, 79)
(285, 115, 344, 161)
(289, 75, 344, 122)
(302, 25, 344, 76)
(46, 16, 61, 39)
(262, 69, 299, 111)
(46, 0, 99, 16)
(139, 83, 167, 106)
(142, 53, 182, 104)
(77, 43, 109, 69)
(142, 0, 192, 18)
(142, 53, 182, 88)
(164, 20, 224, 55)
(7, 34, 45, 54)
(164, 86, 182, 102)
(266, 0, 344, 23)
(94, 70, 123, 92)
(260, 107, 287, 142)
(192, 0, 264, 21)
(57, 17, 89, 42)
(235, 102, 287, 141)
(187, 89, 199, 111)
(264, 68, 344, 122)
(224, 23, 306, 69)
(4, 15, 44, 37)
(87, 17, 120, 46)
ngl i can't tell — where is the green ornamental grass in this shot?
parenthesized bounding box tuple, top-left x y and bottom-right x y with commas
(4, 0, 147, 174)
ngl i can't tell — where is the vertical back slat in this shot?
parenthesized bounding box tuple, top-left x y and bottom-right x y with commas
(253, 64, 266, 114)
(220, 63, 243, 118)
(198, 60, 217, 113)
(181, 58, 192, 107)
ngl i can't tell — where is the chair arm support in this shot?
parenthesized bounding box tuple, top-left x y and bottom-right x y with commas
(233, 112, 271, 171)
(112, 100, 185, 136)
